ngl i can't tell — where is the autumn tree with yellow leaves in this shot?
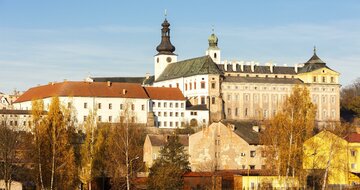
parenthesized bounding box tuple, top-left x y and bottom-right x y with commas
(260, 85, 317, 187)
(31, 97, 77, 190)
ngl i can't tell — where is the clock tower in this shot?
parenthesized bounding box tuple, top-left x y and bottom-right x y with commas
(154, 18, 177, 80)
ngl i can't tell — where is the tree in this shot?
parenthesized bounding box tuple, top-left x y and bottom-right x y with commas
(0, 116, 23, 190)
(341, 77, 360, 121)
(147, 135, 190, 190)
(31, 97, 77, 189)
(104, 101, 145, 190)
(260, 85, 317, 187)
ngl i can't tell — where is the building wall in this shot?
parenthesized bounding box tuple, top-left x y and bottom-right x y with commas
(150, 99, 186, 128)
(13, 96, 150, 127)
(348, 142, 360, 185)
(184, 110, 209, 126)
(189, 122, 264, 172)
(222, 82, 292, 121)
(303, 131, 348, 185)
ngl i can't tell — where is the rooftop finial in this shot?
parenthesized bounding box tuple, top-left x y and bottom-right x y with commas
(164, 9, 167, 19)
(313, 45, 317, 54)
(211, 25, 214, 33)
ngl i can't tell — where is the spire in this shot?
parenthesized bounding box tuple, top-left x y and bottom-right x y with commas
(156, 14, 176, 55)
(208, 27, 219, 50)
(306, 46, 325, 64)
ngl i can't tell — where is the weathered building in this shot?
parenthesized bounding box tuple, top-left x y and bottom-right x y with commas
(189, 121, 265, 172)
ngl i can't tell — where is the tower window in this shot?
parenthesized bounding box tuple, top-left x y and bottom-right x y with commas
(156, 57, 159, 63)
(214, 53, 217, 59)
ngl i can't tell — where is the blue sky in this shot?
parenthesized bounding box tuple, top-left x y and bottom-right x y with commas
(0, 1, 359, 93)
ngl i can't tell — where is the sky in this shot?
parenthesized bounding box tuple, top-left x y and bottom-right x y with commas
(0, 1, 359, 93)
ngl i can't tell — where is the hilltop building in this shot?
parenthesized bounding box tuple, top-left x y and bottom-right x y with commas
(13, 17, 340, 128)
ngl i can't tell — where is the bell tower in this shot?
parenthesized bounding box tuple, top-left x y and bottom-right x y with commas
(154, 16, 177, 80)
(205, 29, 221, 64)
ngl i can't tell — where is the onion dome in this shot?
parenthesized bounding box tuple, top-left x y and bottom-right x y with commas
(208, 32, 219, 50)
(156, 19, 176, 55)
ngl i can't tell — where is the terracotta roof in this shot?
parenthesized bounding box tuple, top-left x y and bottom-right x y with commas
(14, 81, 149, 103)
(147, 134, 189, 146)
(346, 133, 360, 143)
(144, 87, 185, 101)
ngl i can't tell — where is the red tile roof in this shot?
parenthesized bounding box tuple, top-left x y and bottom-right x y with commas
(15, 81, 149, 103)
(144, 87, 185, 101)
(346, 133, 360, 143)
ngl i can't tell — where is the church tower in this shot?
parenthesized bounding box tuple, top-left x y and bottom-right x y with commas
(154, 18, 177, 80)
(205, 31, 221, 64)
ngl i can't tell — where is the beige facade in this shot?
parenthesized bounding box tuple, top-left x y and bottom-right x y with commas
(189, 121, 265, 172)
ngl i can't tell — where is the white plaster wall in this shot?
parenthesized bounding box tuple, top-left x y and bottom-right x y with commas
(151, 99, 186, 128)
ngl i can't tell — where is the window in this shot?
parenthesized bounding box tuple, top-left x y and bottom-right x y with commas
(131, 117, 135, 123)
(352, 163, 356, 169)
(211, 82, 216, 89)
(250, 151, 256, 157)
(331, 77, 334, 83)
(109, 116, 112, 122)
(201, 96, 206, 104)
(120, 104, 123, 110)
(169, 103, 173, 108)
(181, 103, 184, 108)
(175, 122, 178, 127)
(351, 150, 357, 157)
(131, 104, 135, 110)
(158, 112, 161, 116)
(176, 83, 179, 88)
(227, 108, 231, 115)
(109, 103, 112, 109)
(14, 121, 17, 126)
(322, 76, 326, 83)
(201, 82, 206, 89)
(181, 112, 184, 117)
(214, 53, 217, 58)
(164, 112, 167, 117)
(313, 76, 317, 82)
(142, 105, 145, 111)
(170, 122, 173, 127)
(175, 103, 179, 108)
(158, 122, 161, 127)
(98, 103, 102, 109)
(164, 122, 167, 127)
(212, 97, 216, 104)
(84, 102, 88, 109)
(98, 116, 102, 122)
(194, 82, 196, 89)
(185, 83, 188, 91)
(249, 165, 255, 170)
(235, 108, 238, 116)
(169, 84, 172, 88)
(164, 102, 167, 108)
(175, 112, 178, 117)
(245, 108, 248, 117)
(331, 96, 335, 104)
(84, 116, 87, 121)
(170, 112, 173, 117)
(158, 102, 161, 107)
(227, 94, 231, 101)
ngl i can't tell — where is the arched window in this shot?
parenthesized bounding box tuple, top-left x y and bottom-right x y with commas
(214, 53, 217, 59)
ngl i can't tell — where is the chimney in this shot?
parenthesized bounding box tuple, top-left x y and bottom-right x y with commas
(270, 63, 274, 73)
(107, 81, 112, 87)
(295, 64, 298, 73)
(240, 61, 244, 72)
(252, 126, 260, 132)
(145, 73, 150, 79)
(122, 89, 127, 95)
(224, 60, 228, 71)
(232, 61, 237, 72)
(251, 61, 255, 72)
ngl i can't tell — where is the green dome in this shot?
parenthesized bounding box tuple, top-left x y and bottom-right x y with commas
(208, 33, 219, 50)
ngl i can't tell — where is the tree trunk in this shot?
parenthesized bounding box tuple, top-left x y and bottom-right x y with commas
(50, 124, 56, 190)
(36, 134, 45, 190)
(126, 121, 130, 190)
